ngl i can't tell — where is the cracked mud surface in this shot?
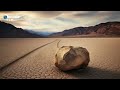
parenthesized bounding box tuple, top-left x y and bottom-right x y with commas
(0, 38, 56, 69)
(0, 38, 120, 79)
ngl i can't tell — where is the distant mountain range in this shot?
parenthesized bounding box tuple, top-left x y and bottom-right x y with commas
(49, 22, 120, 37)
(0, 21, 45, 38)
(1, 21, 120, 38)
(26, 30, 55, 36)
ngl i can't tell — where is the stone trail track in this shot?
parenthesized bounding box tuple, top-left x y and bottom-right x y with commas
(0, 38, 120, 79)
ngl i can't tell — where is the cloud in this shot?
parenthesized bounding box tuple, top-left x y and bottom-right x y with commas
(55, 17, 79, 24)
(32, 11, 62, 18)
(0, 11, 120, 32)
(72, 11, 98, 17)
(102, 11, 120, 21)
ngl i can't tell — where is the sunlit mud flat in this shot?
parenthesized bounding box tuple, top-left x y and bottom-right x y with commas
(0, 38, 120, 79)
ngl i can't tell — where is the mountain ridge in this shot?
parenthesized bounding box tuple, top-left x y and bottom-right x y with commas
(49, 21, 120, 37)
(0, 21, 45, 38)
(1, 21, 120, 38)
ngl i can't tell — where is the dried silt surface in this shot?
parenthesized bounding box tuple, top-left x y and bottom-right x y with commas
(55, 46, 90, 71)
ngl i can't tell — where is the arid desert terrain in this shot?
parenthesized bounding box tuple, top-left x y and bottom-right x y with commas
(0, 38, 120, 79)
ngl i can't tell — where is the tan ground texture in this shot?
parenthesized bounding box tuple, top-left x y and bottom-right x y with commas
(0, 38, 120, 79)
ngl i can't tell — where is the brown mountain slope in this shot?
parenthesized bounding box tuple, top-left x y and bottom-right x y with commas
(49, 22, 120, 37)
(0, 21, 45, 38)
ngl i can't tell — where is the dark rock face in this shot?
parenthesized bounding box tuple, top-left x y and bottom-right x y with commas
(50, 22, 120, 37)
(55, 46, 90, 71)
(0, 21, 44, 38)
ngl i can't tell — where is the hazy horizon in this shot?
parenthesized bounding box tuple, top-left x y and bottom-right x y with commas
(0, 11, 120, 32)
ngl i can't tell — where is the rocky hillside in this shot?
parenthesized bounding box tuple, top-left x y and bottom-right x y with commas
(49, 22, 120, 37)
(0, 21, 44, 38)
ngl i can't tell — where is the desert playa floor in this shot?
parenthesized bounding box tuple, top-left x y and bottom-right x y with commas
(0, 38, 120, 79)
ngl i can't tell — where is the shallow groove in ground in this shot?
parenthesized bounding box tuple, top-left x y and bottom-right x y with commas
(0, 39, 58, 71)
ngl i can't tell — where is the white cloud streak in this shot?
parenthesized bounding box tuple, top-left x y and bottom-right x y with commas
(0, 11, 120, 32)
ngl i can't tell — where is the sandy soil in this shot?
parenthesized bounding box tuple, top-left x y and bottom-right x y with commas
(0, 38, 120, 79)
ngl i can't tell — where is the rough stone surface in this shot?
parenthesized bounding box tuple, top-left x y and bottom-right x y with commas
(55, 46, 90, 71)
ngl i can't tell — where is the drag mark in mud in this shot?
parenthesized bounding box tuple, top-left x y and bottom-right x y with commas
(57, 40, 61, 48)
(0, 39, 59, 71)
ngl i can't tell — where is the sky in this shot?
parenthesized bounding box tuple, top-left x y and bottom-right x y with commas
(0, 11, 120, 32)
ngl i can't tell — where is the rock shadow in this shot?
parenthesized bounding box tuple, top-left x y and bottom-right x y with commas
(64, 67, 120, 79)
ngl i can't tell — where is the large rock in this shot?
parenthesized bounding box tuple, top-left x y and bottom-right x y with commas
(55, 46, 90, 71)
